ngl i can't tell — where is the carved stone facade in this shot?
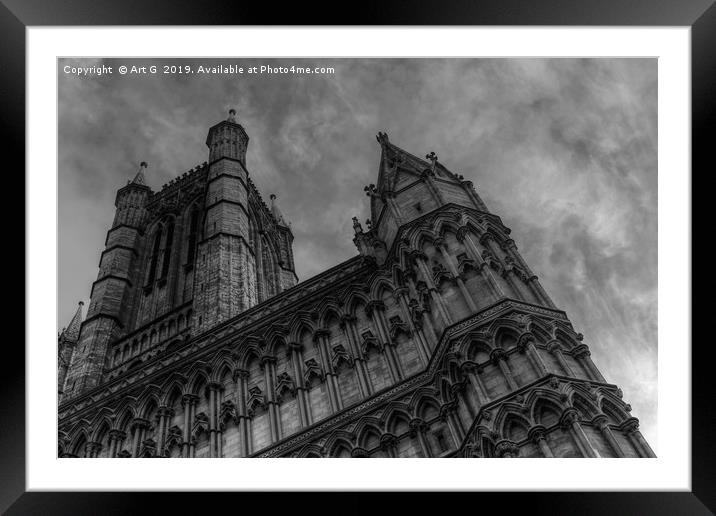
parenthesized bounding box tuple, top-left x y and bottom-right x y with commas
(57, 112, 654, 459)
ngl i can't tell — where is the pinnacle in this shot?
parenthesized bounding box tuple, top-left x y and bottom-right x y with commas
(131, 161, 148, 185)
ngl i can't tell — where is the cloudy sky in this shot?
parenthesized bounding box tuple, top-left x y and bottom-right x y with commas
(58, 58, 657, 449)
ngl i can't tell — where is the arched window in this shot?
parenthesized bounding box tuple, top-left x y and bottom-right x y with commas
(146, 225, 163, 287)
(186, 206, 199, 269)
(160, 219, 175, 281)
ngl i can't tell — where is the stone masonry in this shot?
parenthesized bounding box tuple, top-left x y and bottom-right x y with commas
(57, 111, 654, 459)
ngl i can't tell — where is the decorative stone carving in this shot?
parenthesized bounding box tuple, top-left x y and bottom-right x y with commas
(494, 440, 520, 458)
(360, 330, 384, 357)
(219, 401, 239, 430)
(331, 344, 354, 370)
(246, 386, 266, 417)
(192, 412, 210, 438)
(275, 372, 297, 402)
(303, 358, 325, 387)
(388, 315, 411, 339)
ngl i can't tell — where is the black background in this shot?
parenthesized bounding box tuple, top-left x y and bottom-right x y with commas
(2, 0, 712, 514)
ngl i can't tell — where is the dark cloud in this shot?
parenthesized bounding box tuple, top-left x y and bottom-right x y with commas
(58, 58, 657, 448)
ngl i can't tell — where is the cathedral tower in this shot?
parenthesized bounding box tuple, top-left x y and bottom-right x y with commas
(61, 111, 298, 401)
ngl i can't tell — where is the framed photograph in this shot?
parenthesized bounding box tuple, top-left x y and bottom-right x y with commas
(6, 0, 711, 513)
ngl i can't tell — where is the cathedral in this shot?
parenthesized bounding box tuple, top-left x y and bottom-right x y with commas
(57, 110, 655, 459)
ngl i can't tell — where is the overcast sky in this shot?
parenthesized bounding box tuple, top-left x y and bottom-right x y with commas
(58, 58, 657, 449)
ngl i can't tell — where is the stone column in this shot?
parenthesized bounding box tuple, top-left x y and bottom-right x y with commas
(85, 441, 101, 458)
(593, 415, 624, 457)
(261, 355, 280, 442)
(621, 418, 656, 458)
(441, 401, 464, 445)
(434, 237, 478, 312)
(156, 406, 173, 457)
(548, 341, 575, 376)
(405, 282, 440, 355)
(517, 334, 548, 378)
(528, 426, 554, 457)
(366, 300, 403, 382)
(234, 369, 250, 457)
(393, 287, 431, 366)
(409, 418, 431, 457)
(207, 381, 223, 458)
(288, 342, 311, 427)
(573, 344, 606, 382)
(491, 348, 519, 390)
(181, 394, 198, 458)
(482, 233, 516, 298)
(131, 418, 149, 457)
(460, 231, 504, 300)
(411, 250, 453, 327)
(461, 362, 490, 407)
(560, 408, 598, 458)
(108, 429, 126, 458)
(315, 329, 342, 412)
(341, 315, 372, 397)
(254, 228, 265, 302)
(451, 380, 475, 420)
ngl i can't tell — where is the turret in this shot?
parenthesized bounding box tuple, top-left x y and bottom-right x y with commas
(113, 161, 151, 228)
(58, 301, 85, 395)
(193, 110, 257, 329)
(206, 108, 249, 166)
(62, 162, 152, 400)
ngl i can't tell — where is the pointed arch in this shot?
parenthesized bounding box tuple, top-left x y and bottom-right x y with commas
(288, 316, 315, 345)
(187, 365, 210, 396)
(146, 222, 164, 286)
(162, 381, 185, 408)
(135, 387, 162, 419)
(70, 430, 89, 457)
(599, 396, 631, 425)
(369, 275, 395, 301)
(412, 395, 441, 421)
(89, 415, 112, 443)
(433, 217, 461, 240)
(237, 341, 265, 370)
(113, 405, 135, 433)
(354, 417, 383, 450)
(529, 392, 567, 428)
(319, 305, 343, 330)
(383, 405, 412, 435)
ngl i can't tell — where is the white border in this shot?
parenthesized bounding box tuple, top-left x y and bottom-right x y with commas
(28, 27, 690, 491)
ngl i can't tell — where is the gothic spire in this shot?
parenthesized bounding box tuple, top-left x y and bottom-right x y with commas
(131, 161, 148, 185)
(59, 301, 85, 343)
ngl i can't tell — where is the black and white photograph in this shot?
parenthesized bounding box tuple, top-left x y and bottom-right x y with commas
(56, 57, 658, 460)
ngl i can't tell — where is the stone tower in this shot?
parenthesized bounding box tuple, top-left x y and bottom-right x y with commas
(57, 301, 85, 395)
(59, 122, 653, 460)
(61, 163, 152, 400)
(60, 111, 298, 402)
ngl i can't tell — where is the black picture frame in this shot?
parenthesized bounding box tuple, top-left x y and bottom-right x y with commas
(5, 0, 712, 513)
